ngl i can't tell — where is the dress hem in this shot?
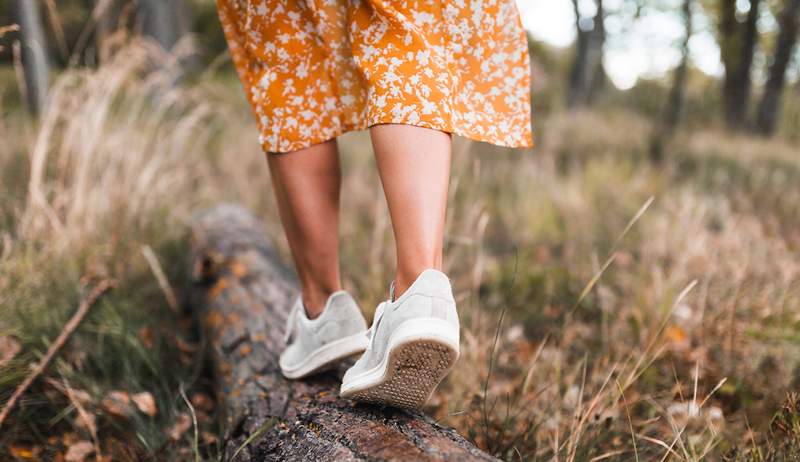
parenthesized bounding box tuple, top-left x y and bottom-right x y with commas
(262, 118, 534, 154)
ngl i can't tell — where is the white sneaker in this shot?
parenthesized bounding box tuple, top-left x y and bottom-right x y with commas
(280, 291, 369, 379)
(340, 269, 460, 409)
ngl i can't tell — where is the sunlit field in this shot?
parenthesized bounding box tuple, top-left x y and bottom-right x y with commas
(1, 39, 799, 460)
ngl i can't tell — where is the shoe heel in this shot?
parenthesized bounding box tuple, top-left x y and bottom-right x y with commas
(344, 318, 460, 409)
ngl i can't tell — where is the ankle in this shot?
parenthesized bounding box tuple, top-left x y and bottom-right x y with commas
(393, 266, 440, 300)
(300, 284, 340, 319)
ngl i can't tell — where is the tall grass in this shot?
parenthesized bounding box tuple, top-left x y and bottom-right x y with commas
(1, 42, 799, 460)
(0, 41, 264, 460)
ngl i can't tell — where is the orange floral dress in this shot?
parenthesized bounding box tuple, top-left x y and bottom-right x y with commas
(217, 0, 533, 153)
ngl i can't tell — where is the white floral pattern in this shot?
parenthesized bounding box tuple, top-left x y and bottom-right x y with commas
(217, 0, 533, 153)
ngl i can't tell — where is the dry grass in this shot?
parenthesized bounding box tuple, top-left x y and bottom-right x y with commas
(1, 42, 799, 460)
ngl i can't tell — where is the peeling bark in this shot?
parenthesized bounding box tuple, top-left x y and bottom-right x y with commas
(187, 204, 496, 461)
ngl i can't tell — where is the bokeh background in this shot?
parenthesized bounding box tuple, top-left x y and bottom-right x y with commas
(1, 0, 799, 460)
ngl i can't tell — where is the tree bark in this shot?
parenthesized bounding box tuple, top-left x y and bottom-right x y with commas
(753, 0, 800, 136)
(186, 204, 497, 461)
(14, 0, 50, 116)
(567, 0, 606, 108)
(720, 0, 762, 130)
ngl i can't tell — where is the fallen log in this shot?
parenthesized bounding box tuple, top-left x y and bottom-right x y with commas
(187, 204, 496, 461)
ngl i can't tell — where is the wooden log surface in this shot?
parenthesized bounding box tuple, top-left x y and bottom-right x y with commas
(187, 204, 496, 461)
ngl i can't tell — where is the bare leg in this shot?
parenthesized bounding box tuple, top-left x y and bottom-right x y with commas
(267, 140, 342, 318)
(370, 124, 451, 299)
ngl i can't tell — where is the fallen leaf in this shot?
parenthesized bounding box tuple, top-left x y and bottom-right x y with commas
(61, 432, 80, 446)
(138, 327, 154, 349)
(9, 445, 36, 459)
(201, 431, 219, 446)
(665, 325, 690, 351)
(168, 413, 192, 441)
(65, 441, 94, 462)
(0, 335, 21, 368)
(175, 336, 198, 353)
(191, 393, 214, 412)
(132, 391, 157, 417)
(101, 390, 132, 417)
(176, 336, 198, 365)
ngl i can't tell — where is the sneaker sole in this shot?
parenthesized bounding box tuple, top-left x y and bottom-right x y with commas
(340, 318, 459, 409)
(280, 331, 369, 380)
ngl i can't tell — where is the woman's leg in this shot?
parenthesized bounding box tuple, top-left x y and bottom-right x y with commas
(369, 124, 452, 298)
(267, 140, 342, 318)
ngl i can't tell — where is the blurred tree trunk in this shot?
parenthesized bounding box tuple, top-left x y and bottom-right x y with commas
(753, 0, 800, 136)
(650, 0, 693, 163)
(588, 0, 607, 101)
(567, 0, 606, 108)
(137, 0, 197, 77)
(664, 0, 693, 133)
(719, 0, 762, 130)
(137, 0, 192, 52)
(15, 0, 50, 116)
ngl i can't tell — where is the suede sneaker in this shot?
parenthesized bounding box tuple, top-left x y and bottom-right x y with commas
(280, 291, 369, 379)
(340, 269, 460, 409)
